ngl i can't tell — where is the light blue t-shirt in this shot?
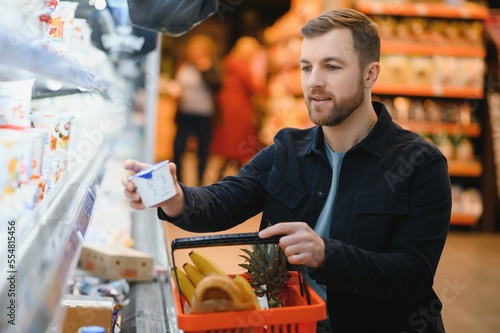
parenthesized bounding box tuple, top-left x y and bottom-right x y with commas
(307, 143, 345, 301)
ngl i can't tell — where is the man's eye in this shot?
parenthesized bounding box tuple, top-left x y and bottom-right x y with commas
(327, 65, 339, 71)
(301, 66, 312, 72)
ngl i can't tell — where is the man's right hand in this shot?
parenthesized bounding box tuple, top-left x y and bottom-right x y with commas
(122, 159, 185, 217)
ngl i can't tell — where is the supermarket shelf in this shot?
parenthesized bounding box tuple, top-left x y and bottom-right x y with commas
(381, 41, 486, 58)
(372, 83, 484, 99)
(0, 139, 111, 333)
(32, 87, 86, 100)
(448, 160, 482, 177)
(397, 121, 481, 137)
(450, 213, 480, 226)
(356, 1, 489, 20)
(0, 30, 106, 92)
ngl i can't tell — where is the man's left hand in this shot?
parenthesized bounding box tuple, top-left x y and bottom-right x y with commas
(259, 222, 325, 268)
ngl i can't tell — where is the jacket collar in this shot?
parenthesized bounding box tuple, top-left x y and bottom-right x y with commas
(306, 101, 392, 158)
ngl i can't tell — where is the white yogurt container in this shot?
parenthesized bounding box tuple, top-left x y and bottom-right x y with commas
(30, 114, 64, 152)
(26, 128, 48, 181)
(127, 160, 176, 207)
(0, 78, 35, 128)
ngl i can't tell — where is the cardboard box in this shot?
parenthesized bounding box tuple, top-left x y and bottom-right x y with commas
(60, 295, 114, 333)
(79, 243, 154, 282)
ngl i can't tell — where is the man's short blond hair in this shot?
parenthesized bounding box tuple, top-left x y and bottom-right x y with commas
(301, 8, 380, 69)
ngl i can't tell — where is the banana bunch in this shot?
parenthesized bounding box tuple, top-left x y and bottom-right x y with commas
(171, 250, 260, 313)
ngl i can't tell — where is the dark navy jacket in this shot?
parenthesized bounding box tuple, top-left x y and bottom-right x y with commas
(160, 101, 451, 333)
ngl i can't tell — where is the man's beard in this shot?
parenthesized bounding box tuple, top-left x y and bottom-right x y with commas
(307, 79, 365, 126)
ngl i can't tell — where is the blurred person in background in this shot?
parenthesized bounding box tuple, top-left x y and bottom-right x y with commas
(171, 34, 222, 185)
(205, 36, 268, 184)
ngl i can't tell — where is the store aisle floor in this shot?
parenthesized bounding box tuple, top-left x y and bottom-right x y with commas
(435, 231, 500, 333)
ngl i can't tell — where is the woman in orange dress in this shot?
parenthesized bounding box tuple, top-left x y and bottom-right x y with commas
(207, 37, 267, 182)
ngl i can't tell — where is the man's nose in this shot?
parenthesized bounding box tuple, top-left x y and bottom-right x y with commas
(307, 68, 326, 88)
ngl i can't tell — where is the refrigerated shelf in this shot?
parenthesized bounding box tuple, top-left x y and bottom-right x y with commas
(0, 137, 111, 333)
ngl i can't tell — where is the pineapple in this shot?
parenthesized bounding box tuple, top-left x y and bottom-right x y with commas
(239, 243, 290, 308)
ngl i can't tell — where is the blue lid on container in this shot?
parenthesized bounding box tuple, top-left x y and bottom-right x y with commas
(128, 160, 169, 180)
(79, 326, 106, 333)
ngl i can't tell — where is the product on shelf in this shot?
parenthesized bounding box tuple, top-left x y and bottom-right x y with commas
(0, 128, 43, 221)
(29, 128, 48, 182)
(0, 78, 36, 128)
(451, 184, 483, 218)
(60, 295, 114, 333)
(30, 110, 74, 196)
(79, 243, 154, 282)
(0, 87, 124, 231)
(378, 54, 485, 90)
(371, 15, 484, 47)
(376, 95, 481, 166)
(46, 0, 79, 54)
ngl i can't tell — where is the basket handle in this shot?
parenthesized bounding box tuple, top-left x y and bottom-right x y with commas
(170, 232, 282, 252)
(170, 232, 313, 307)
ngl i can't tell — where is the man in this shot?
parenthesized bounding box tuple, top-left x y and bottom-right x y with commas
(123, 8, 451, 333)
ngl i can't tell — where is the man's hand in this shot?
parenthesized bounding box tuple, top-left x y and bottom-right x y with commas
(259, 222, 325, 268)
(121, 159, 185, 217)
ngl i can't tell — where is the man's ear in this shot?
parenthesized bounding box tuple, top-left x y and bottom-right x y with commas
(364, 62, 380, 89)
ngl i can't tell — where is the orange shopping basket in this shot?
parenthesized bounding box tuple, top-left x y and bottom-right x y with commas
(170, 233, 327, 333)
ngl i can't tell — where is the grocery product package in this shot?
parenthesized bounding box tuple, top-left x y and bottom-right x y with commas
(78, 243, 154, 282)
(60, 295, 114, 333)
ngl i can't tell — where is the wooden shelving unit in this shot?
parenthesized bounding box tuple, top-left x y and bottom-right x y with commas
(450, 213, 481, 226)
(448, 160, 483, 177)
(381, 41, 486, 58)
(372, 83, 484, 99)
(355, 1, 489, 19)
(397, 121, 481, 138)
(358, 1, 490, 227)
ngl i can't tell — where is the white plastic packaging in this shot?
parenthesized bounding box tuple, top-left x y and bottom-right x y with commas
(127, 160, 176, 207)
